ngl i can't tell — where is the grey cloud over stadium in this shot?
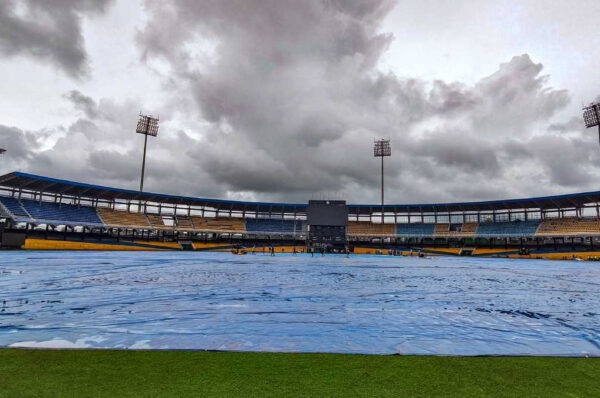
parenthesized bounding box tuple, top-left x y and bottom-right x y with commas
(0, 0, 114, 78)
(0, 0, 599, 204)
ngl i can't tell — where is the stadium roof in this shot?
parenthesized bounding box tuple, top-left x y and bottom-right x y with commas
(1, 171, 600, 214)
(0, 171, 305, 213)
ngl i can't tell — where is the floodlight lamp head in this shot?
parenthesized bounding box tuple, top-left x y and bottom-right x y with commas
(0, 148, 5, 155)
(373, 139, 391, 157)
(583, 102, 600, 128)
(136, 113, 160, 137)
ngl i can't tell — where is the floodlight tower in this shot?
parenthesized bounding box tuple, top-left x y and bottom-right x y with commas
(374, 139, 391, 223)
(136, 113, 159, 192)
(583, 102, 600, 145)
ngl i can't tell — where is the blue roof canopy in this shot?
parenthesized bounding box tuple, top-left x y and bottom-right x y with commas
(1, 171, 599, 214)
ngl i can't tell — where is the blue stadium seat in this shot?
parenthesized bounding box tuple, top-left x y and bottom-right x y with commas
(20, 199, 103, 225)
(396, 223, 435, 236)
(0, 197, 30, 218)
(245, 219, 303, 234)
(475, 220, 540, 236)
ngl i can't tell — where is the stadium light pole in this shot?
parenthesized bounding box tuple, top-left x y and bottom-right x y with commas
(136, 113, 159, 192)
(583, 102, 600, 146)
(374, 139, 391, 223)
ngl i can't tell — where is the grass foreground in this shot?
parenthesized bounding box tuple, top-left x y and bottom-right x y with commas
(1, 349, 599, 397)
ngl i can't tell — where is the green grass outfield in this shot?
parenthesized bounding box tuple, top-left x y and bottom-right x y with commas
(1, 349, 599, 397)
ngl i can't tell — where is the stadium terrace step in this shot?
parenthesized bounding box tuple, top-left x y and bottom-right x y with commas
(348, 221, 395, 236)
(147, 214, 173, 230)
(245, 218, 302, 234)
(475, 220, 541, 237)
(97, 208, 150, 228)
(434, 222, 478, 237)
(0, 197, 31, 219)
(434, 223, 450, 236)
(20, 199, 102, 225)
(396, 223, 435, 236)
(537, 217, 600, 236)
(190, 216, 246, 233)
(175, 216, 194, 230)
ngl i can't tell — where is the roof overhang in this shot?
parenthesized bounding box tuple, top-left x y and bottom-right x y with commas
(1, 171, 599, 214)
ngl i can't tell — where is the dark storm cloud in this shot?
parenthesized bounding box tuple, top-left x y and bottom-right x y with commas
(2, 1, 596, 204)
(134, 1, 587, 203)
(0, 0, 113, 77)
(411, 131, 500, 175)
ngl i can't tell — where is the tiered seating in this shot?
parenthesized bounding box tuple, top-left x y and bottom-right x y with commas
(97, 208, 150, 228)
(175, 216, 194, 230)
(435, 222, 478, 237)
(434, 223, 450, 236)
(21, 199, 102, 224)
(147, 214, 171, 229)
(537, 217, 600, 236)
(460, 222, 478, 235)
(245, 218, 300, 234)
(396, 223, 435, 236)
(0, 197, 30, 218)
(190, 217, 246, 233)
(475, 220, 540, 236)
(348, 221, 395, 236)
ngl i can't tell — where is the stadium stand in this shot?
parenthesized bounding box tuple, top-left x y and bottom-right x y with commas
(97, 208, 150, 228)
(348, 221, 395, 236)
(396, 223, 435, 236)
(460, 222, 478, 236)
(435, 222, 479, 237)
(245, 218, 300, 234)
(475, 220, 540, 236)
(434, 223, 450, 236)
(0, 197, 30, 218)
(21, 199, 102, 224)
(175, 216, 194, 230)
(147, 214, 172, 229)
(190, 217, 246, 233)
(7, 171, 600, 257)
(537, 217, 600, 236)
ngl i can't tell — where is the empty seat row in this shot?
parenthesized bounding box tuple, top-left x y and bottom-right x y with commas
(475, 220, 540, 236)
(191, 216, 246, 233)
(537, 217, 600, 236)
(348, 221, 395, 236)
(434, 223, 450, 235)
(0, 197, 30, 218)
(396, 223, 436, 236)
(175, 216, 194, 230)
(146, 214, 173, 229)
(434, 222, 478, 237)
(20, 199, 102, 224)
(97, 208, 150, 228)
(245, 218, 301, 234)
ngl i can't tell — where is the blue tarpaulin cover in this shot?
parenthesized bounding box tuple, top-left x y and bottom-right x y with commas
(0, 252, 599, 356)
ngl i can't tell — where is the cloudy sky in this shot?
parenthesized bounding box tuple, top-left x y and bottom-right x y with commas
(0, 0, 599, 204)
